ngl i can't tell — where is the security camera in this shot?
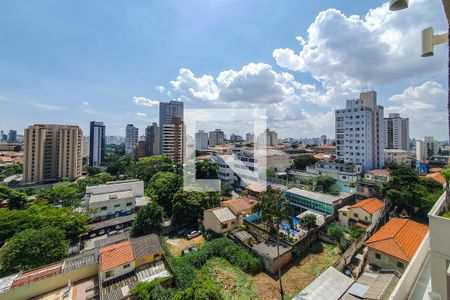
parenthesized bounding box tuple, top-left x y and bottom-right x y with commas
(389, 0, 408, 11)
(421, 27, 448, 57)
(422, 27, 434, 57)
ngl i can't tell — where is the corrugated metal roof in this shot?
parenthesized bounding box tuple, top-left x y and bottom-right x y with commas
(287, 188, 352, 205)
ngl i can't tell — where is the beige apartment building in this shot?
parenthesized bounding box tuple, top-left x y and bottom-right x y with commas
(23, 124, 83, 184)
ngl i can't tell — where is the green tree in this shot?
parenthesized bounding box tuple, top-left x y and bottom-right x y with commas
(0, 185, 28, 210)
(441, 167, 450, 211)
(131, 201, 164, 237)
(172, 191, 220, 229)
(77, 173, 115, 193)
(266, 167, 276, 178)
(300, 213, 317, 229)
(220, 181, 233, 198)
(134, 155, 174, 182)
(315, 176, 337, 194)
(196, 160, 218, 179)
(293, 155, 317, 170)
(0, 202, 89, 245)
(327, 223, 344, 241)
(146, 172, 182, 216)
(0, 227, 68, 276)
(48, 183, 83, 207)
(257, 187, 291, 298)
(105, 154, 135, 177)
(348, 225, 365, 240)
(86, 166, 102, 176)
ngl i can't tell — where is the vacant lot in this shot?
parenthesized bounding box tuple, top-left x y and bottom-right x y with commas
(166, 235, 205, 256)
(253, 242, 341, 300)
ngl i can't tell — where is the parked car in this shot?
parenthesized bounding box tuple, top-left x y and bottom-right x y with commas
(89, 232, 97, 238)
(107, 230, 118, 237)
(98, 229, 105, 235)
(186, 230, 201, 240)
(181, 246, 198, 256)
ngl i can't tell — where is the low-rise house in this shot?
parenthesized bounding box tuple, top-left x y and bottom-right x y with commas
(341, 270, 400, 300)
(293, 266, 354, 300)
(203, 207, 237, 234)
(365, 218, 428, 274)
(338, 198, 385, 231)
(426, 172, 446, 185)
(221, 196, 257, 217)
(363, 169, 391, 186)
(85, 180, 148, 220)
(252, 240, 292, 274)
(0, 234, 165, 300)
(285, 187, 354, 216)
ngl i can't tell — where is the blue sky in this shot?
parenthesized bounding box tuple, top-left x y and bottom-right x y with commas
(0, 0, 448, 140)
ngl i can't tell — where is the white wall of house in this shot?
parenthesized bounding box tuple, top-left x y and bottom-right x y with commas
(101, 261, 135, 283)
(367, 248, 408, 274)
(203, 211, 237, 234)
(88, 194, 135, 219)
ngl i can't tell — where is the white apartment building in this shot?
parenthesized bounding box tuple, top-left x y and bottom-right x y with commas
(195, 130, 209, 149)
(162, 117, 185, 164)
(306, 161, 362, 183)
(85, 179, 147, 219)
(209, 129, 224, 147)
(125, 124, 138, 155)
(245, 133, 255, 142)
(384, 113, 409, 151)
(335, 91, 384, 171)
(416, 136, 441, 161)
(210, 155, 235, 183)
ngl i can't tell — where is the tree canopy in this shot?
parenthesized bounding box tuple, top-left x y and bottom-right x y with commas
(257, 188, 291, 227)
(0, 227, 68, 276)
(133, 155, 174, 182)
(131, 201, 164, 237)
(146, 172, 182, 216)
(172, 191, 221, 229)
(0, 185, 28, 210)
(381, 166, 443, 217)
(315, 176, 338, 195)
(293, 155, 317, 170)
(196, 160, 218, 179)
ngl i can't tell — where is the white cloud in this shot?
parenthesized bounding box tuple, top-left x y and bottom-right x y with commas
(135, 112, 147, 118)
(81, 101, 89, 109)
(273, 0, 446, 87)
(133, 96, 159, 107)
(0, 95, 67, 111)
(155, 85, 166, 93)
(386, 81, 447, 140)
(170, 63, 300, 104)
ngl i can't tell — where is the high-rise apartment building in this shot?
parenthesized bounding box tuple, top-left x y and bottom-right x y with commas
(384, 113, 409, 151)
(246, 133, 255, 143)
(195, 130, 209, 149)
(89, 121, 105, 167)
(8, 130, 17, 143)
(209, 129, 225, 147)
(159, 101, 183, 153)
(416, 136, 441, 161)
(261, 129, 278, 146)
(145, 122, 159, 156)
(162, 117, 185, 164)
(23, 124, 83, 184)
(335, 91, 384, 171)
(125, 124, 139, 155)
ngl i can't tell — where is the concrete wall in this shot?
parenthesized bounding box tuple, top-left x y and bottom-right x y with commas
(0, 264, 98, 300)
(89, 195, 135, 218)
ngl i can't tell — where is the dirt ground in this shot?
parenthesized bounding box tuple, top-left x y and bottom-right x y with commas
(166, 235, 205, 256)
(252, 242, 341, 300)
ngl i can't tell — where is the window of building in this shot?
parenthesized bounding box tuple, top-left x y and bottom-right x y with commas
(375, 253, 381, 260)
(343, 212, 347, 216)
(114, 204, 120, 208)
(105, 270, 113, 278)
(397, 261, 404, 269)
(123, 263, 131, 269)
(354, 213, 359, 218)
(365, 216, 368, 221)
(101, 206, 107, 211)
(222, 223, 228, 229)
(126, 202, 132, 206)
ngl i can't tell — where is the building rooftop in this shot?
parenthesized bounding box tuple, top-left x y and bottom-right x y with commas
(63, 249, 99, 272)
(99, 241, 134, 272)
(88, 214, 135, 232)
(351, 198, 385, 215)
(130, 234, 163, 259)
(205, 207, 236, 223)
(12, 262, 64, 288)
(425, 172, 446, 185)
(286, 187, 352, 205)
(246, 182, 266, 193)
(293, 266, 354, 300)
(252, 240, 292, 260)
(221, 197, 257, 214)
(89, 190, 134, 204)
(365, 218, 428, 262)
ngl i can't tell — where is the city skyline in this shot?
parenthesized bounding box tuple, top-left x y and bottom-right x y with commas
(1, 0, 448, 140)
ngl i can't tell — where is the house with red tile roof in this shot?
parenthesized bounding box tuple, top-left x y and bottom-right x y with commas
(426, 172, 446, 185)
(99, 241, 135, 282)
(365, 218, 428, 274)
(338, 198, 385, 231)
(364, 169, 391, 185)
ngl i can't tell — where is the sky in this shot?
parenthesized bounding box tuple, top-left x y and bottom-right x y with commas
(0, 0, 448, 140)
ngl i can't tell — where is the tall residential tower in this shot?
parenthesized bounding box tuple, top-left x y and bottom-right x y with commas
(125, 124, 139, 155)
(89, 121, 106, 167)
(384, 113, 409, 151)
(335, 91, 384, 171)
(159, 101, 183, 153)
